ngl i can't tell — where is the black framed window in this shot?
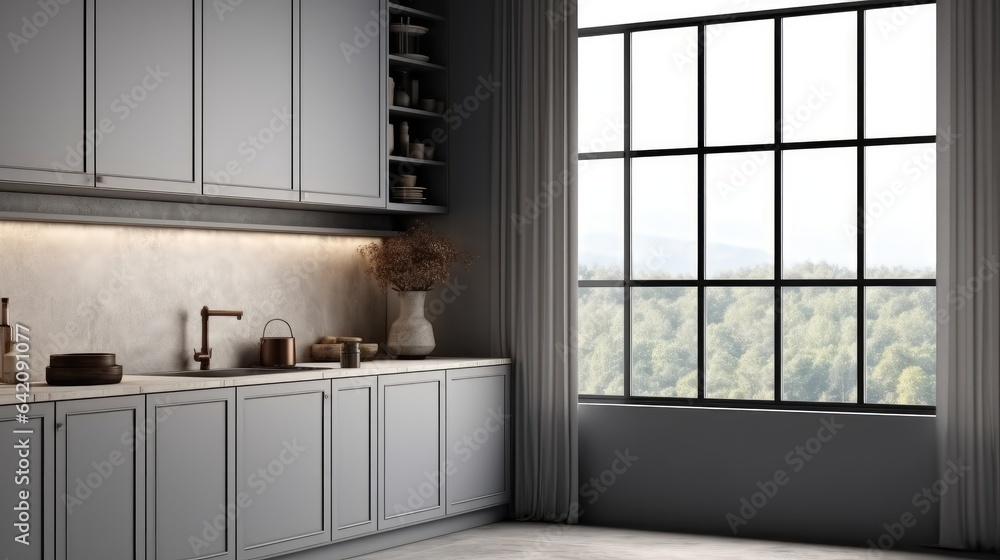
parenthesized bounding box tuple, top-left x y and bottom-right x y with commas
(577, 0, 938, 414)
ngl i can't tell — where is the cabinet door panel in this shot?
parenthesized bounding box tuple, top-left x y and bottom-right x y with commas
(379, 370, 445, 529)
(203, 0, 294, 195)
(299, 0, 385, 206)
(331, 377, 377, 541)
(446, 366, 511, 514)
(237, 381, 330, 559)
(56, 396, 145, 560)
(147, 390, 235, 560)
(0, 0, 92, 186)
(95, 0, 199, 193)
(0, 402, 55, 560)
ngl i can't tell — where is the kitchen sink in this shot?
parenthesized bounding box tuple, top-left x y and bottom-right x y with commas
(154, 366, 328, 378)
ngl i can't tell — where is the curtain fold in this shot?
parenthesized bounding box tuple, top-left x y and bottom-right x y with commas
(937, 0, 1000, 552)
(491, 0, 580, 522)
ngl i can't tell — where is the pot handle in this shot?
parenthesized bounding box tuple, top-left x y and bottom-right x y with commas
(262, 318, 294, 339)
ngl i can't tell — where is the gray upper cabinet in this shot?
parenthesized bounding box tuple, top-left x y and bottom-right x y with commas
(0, 402, 55, 560)
(299, 0, 385, 207)
(94, 0, 200, 194)
(446, 366, 511, 515)
(146, 389, 236, 560)
(236, 381, 330, 560)
(203, 0, 296, 201)
(56, 395, 146, 560)
(0, 0, 93, 187)
(378, 370, 446, 530)
(331, 376, 378, 541)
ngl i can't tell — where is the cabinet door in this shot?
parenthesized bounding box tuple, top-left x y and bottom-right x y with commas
(330, 376, 377, 541)
(299, 0, 386, 207)
(146, 389, 235, 560)
(236, 381, 330, 559)
(446, 366, 511, 515)
(0, 0, 93, 187)
(203, 0, 296, 201)
(94, 0, 200, 194)
(0, 402, 55, 560)
(378, 370, 446, 530)
(56, 395, 145, 560)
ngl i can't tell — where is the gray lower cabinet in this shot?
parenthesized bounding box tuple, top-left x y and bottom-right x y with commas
(330, 376, 378, 541)
(203, 0, 296, 201)
(0, 402, 55, 560)
(94, 0, 200, 194)
(236, 381, 331, 559)
(0, 0, 92, 187)
(445, 366, 511, 515)
(378, 370, 446, 530)
(55, 395, 146, 560)
(299, 0, 386, 208)
(146, 389, 236, 560)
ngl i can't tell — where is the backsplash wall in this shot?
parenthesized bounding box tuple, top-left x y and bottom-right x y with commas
(0, 221, 385, 379)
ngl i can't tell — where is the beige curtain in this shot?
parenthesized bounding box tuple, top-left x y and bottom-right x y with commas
(937, 0, 1000, 552)
(492, 0, 580, 522)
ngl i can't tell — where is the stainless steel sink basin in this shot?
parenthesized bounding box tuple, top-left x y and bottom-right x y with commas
(155, 366, 328, 378)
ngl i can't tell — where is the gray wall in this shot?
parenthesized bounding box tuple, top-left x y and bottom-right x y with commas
(579, 404, 940, 548)
(0, 220, 384, 378)
(418, 0, 498, 358)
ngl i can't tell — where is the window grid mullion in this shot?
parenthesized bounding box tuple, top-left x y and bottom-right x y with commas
(623, 30, 633, 398)
(774, 16, 784, 403)
(857, 8, 867, 405)
(697, 23, 707, 401)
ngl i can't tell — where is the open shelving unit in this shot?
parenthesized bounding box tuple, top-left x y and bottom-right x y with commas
(385, 1, 449, 214)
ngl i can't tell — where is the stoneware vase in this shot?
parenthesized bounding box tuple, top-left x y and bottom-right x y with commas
(387, 290, 435, 359)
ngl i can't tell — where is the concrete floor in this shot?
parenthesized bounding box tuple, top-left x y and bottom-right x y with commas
(352, 521, 996, 560)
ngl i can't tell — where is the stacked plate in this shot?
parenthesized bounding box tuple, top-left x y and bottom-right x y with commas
(46, 353, 123, 385)
(390, 186, 426, 204)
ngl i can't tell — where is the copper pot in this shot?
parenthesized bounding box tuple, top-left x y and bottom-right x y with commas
(259, 319, 296, 367)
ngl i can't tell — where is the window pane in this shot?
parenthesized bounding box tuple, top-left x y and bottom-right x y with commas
(865, 287, 936, 405)
(782, 12, 857, 142)
(783, 147, 857, 279)
(579, 287, 625, 396)
(632, 28, 699, 150)
(865, 5, 936, 138)
(706, 152, 775, 278)
(580, 0, 859, 30)
(706, 287, 775, 400)
(864, 144, 936, 278)
(579, 35, 625, 153)
(632, 288, 698, 397)
(782, 287, 857, 403)
(579, 158, 625, 280)
(632, 156, 698, 279)
(706, 20, 775, 146)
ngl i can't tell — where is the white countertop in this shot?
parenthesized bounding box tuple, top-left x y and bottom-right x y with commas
(0, 358, 512, 405)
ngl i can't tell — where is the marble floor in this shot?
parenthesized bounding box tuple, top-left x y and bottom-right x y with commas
(352, 522, 996, 560)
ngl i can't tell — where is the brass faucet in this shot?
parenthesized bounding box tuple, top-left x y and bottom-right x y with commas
(193, 306, 244, 370)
